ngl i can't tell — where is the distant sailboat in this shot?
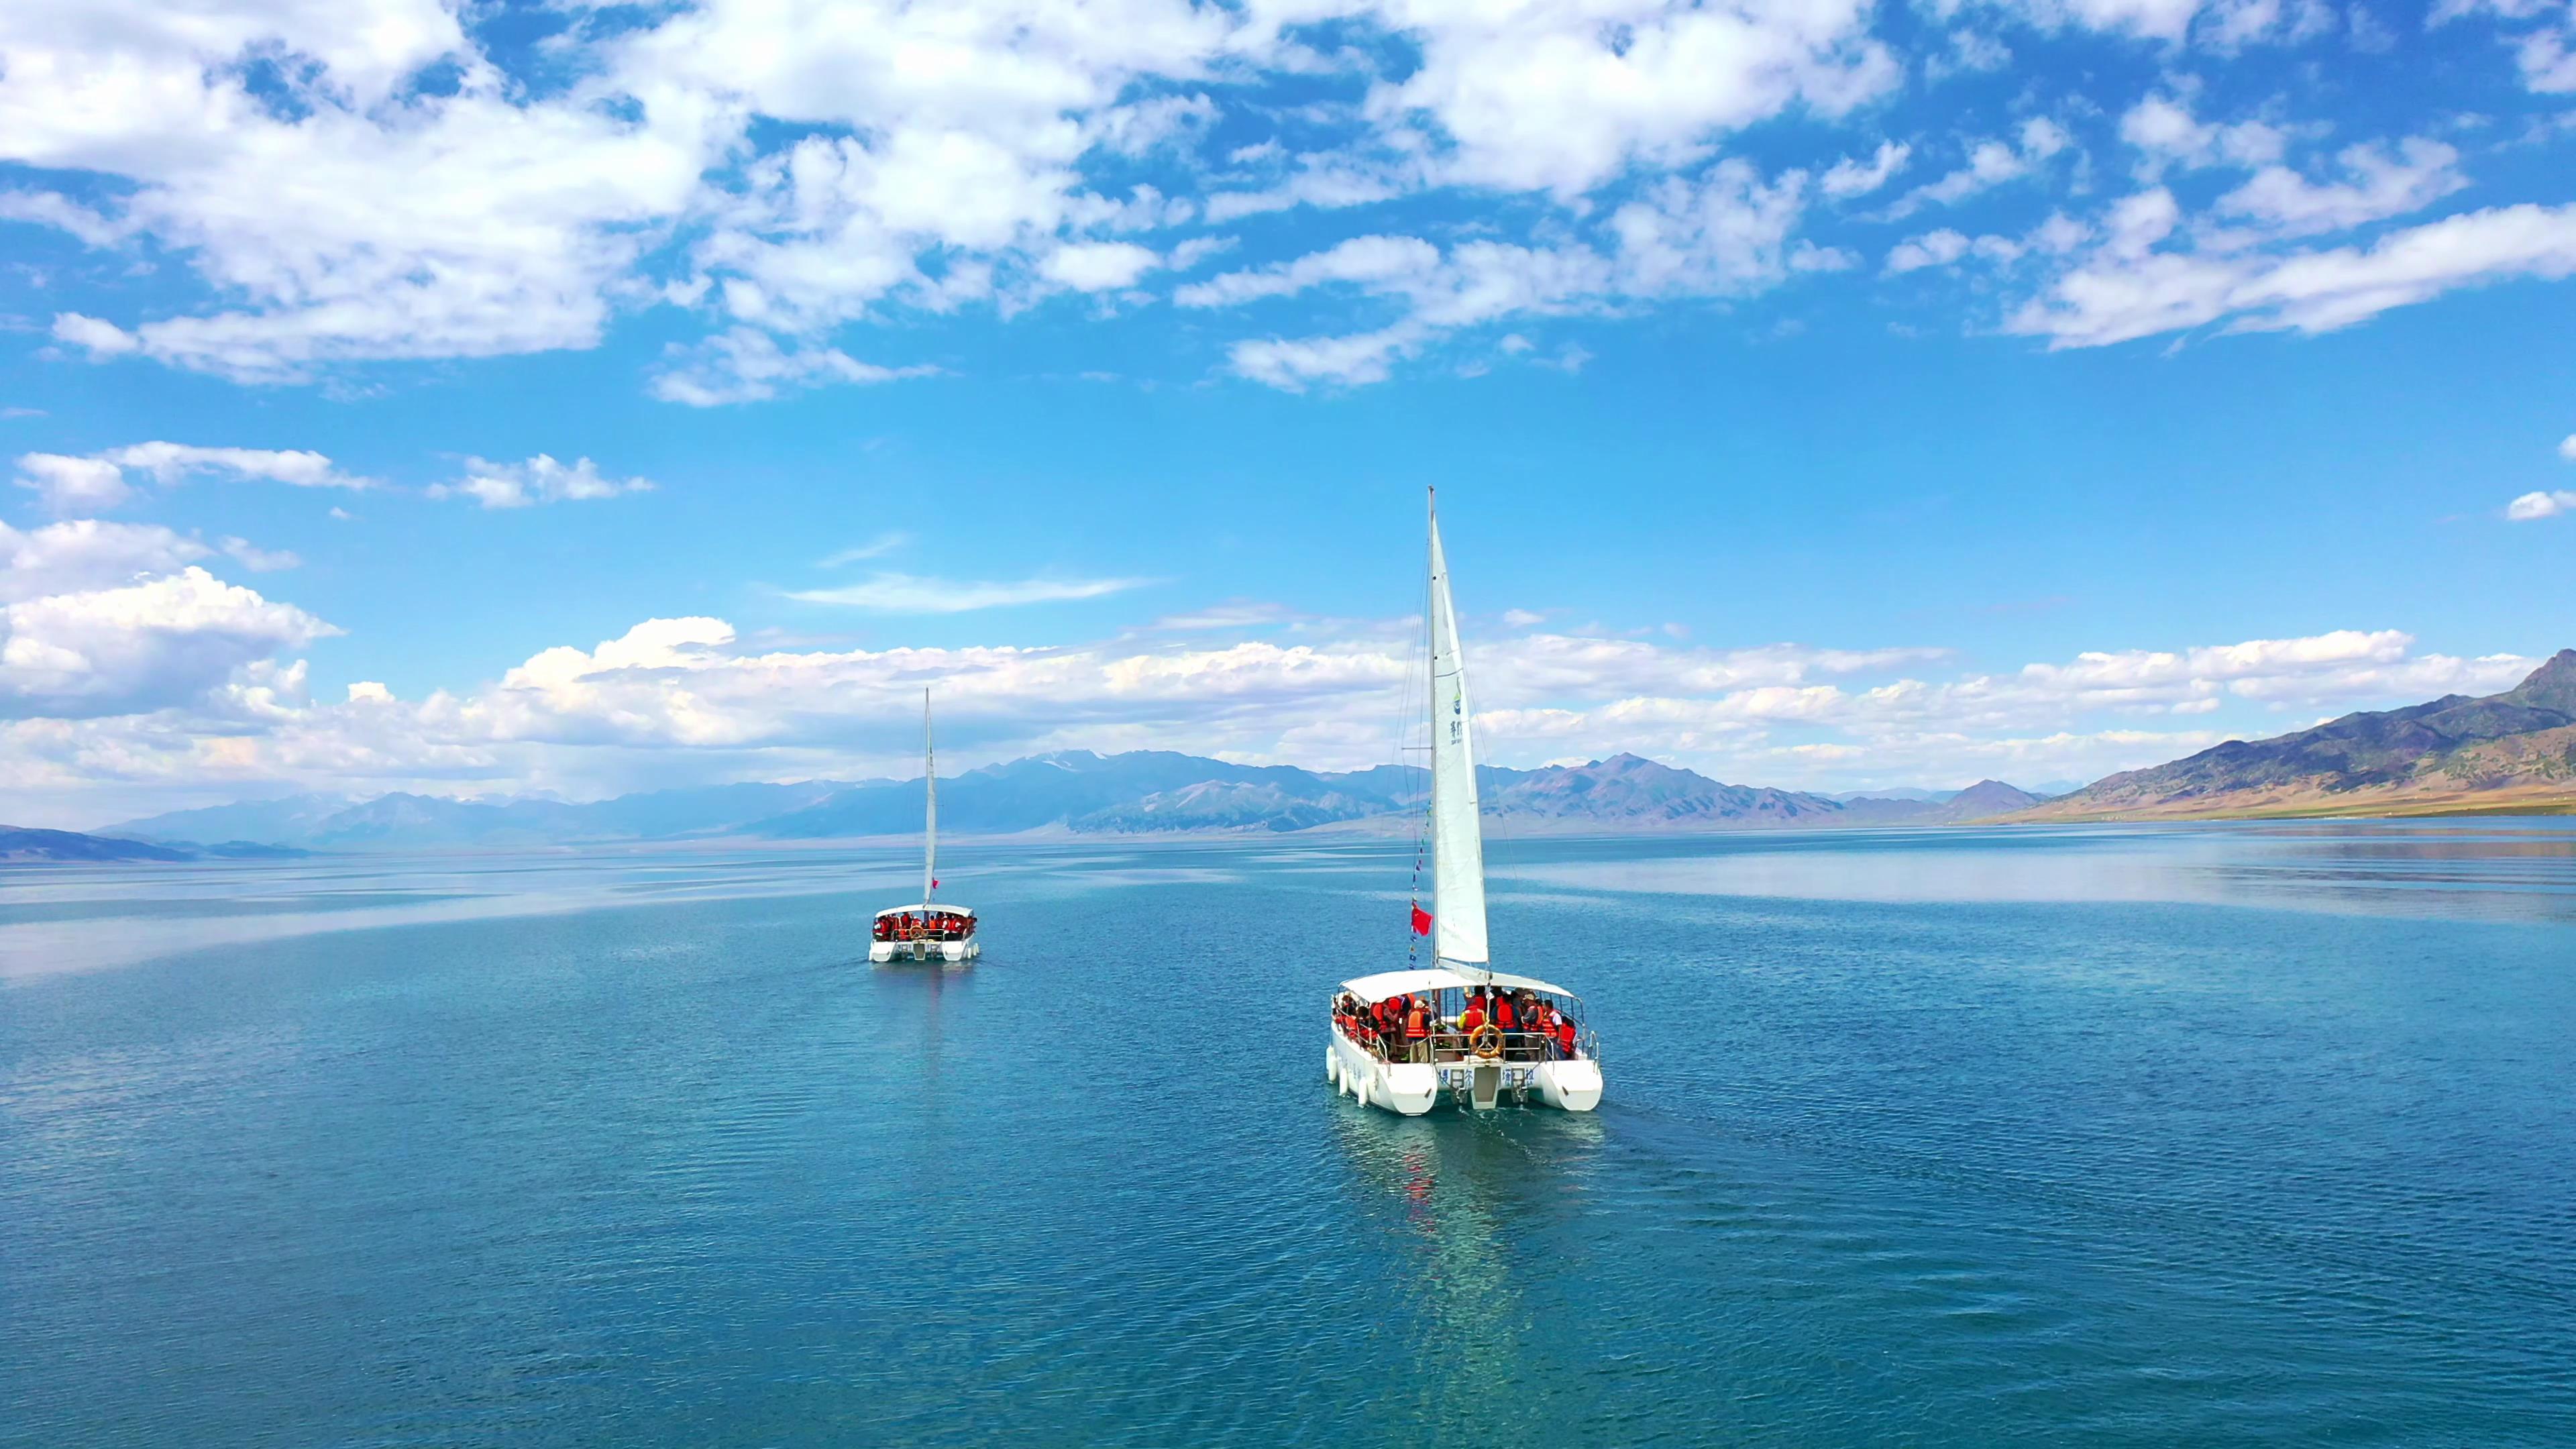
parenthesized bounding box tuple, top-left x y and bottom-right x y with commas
(1324, 491, 1602, 1113)
(869, 689, 979, 964)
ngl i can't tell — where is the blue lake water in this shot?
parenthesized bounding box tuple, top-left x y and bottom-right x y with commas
(4, 822, 2574, 1446)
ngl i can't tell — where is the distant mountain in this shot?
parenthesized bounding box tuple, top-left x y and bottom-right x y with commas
(0, 826, 312, 863)
(1479, 753, 1845, 828)
(1826, 780, 2052, 825)
(1075, 781, 1382, 833)
(108, 748, 2061, 851)
(117, 781, 861, 851)
(2018, 650, 2576, 821)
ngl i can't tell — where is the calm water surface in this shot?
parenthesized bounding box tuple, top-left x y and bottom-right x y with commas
(4, 823, 2573, 1446)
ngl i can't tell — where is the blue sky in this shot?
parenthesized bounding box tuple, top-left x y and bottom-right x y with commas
(3, 0, 2574, 827)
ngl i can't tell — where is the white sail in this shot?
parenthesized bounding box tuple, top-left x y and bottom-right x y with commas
(922, 688, 937, 905)
(1426, 492, 1489, 969)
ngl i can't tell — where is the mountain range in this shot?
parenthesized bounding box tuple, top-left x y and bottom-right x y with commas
(97, 752, 2053, 853)
(0, 827, 309, 863)
(41, 651, 2573, 860)
(2016, 649, 2576, 820)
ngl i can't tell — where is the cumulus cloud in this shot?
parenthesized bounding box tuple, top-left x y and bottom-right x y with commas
(0, 582, 2538, 820)
(13, 454, 133, 513)
(1821, 141, 1913, 199)
(1038, 241, 1164, 292)
(1, 567, 336, 719)
(2507, 489, 2576, 520)
(1198, 160, 1841, 388)
(2118, 93, 2287, 178)
(1, 519, 210, 602)
(1, 0, 2571, 394)
(429, 455, 654, 510)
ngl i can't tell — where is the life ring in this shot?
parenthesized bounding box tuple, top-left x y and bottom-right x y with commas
(1468, 1024, 1502, 1059)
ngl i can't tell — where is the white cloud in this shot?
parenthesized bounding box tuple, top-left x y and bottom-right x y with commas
(13, 454, 133, 513)
(649, 329, 941, 407)
(1886, 121, 2068, 218)
(2214, 140, 2465, 237)
(1364, 0, 1898, 197)
(2507, 489, 2576, 520)
(2008, 198, 2576, 347)
(2118, 94, 2287, 178)
(219, 538, 301, 573)
(1, 519, 209, 602)
(13, 443, 364, 512)
(0, 588, 2542, 822)
(429, 455, 654, 510)
(820, 533, 912, 567)
(0, 189, 128, 246)
(1038, 241, 1163, 292)
(49, 314, 140, 359)
(1821, 141, 1912, 199)
(1887, 229, 1972, 273)
(1, 567, 337, 719)
(99, 443, 366, 491)
(2561, 434, 2576, 462)
(0, 0, 2567, 411)
(788, 573, 1152, 612)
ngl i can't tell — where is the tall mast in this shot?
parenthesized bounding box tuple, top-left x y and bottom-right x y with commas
(922, 687, 937, 906)
(1426, 488, 1490, 975)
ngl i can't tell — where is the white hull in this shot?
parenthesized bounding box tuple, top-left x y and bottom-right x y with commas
(869, 939, 979, 964)
(1328, 1031, 1599, 1114)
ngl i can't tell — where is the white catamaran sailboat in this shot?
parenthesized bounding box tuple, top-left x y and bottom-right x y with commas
(1326, 492, 1603, 1114)
(869, 689, 979, 965)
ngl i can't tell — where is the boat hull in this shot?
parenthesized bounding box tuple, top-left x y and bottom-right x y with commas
(1533, 1058, 1603, 1112)
(1329, 1035, 1439, 1115)
(1329, 1032, 1597, 1114)
(868, 940, 979, 964)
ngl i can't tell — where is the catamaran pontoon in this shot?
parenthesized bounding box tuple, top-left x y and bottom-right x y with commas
(869, 689, 980, 965)
(1327, 492, 1603, 1114)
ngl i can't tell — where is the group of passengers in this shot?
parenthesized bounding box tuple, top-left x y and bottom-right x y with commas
(1333, 986, 1580, 1063)
(872, 912, 974, 943)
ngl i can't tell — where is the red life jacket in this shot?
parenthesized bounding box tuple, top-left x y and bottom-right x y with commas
(1460, 1004, 1486, 1034)
(1556, 1020, 1576, 1052)
(1496, 998, 1517, 1030)
(1407, 1002, 1428, 1035)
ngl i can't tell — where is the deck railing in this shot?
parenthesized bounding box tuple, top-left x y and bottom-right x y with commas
(1341, 1026, 1585, 1065)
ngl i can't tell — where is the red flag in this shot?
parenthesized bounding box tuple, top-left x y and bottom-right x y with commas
(930, 878, 939, 890)
(1410, 902, 1434, 936)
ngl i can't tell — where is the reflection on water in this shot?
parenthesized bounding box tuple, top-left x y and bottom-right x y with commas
(1326, 1108, 1610, 1448)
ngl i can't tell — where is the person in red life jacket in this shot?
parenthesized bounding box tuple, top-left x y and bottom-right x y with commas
(1494, 991, 1521, 1058)
(1405, 996, 1431, 1062)
(1555, 1013, 1578, 1059)
(1459, 993, 1487, 1038)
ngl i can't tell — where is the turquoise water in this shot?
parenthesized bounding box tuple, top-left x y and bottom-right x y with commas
(4, 824, 2573, 1446)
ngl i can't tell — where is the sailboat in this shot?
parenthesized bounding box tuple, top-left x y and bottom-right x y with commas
(1325, 492, 1602, 1114)
(868, 688, 980, 965)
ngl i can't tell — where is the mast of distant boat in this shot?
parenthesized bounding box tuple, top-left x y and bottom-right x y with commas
(922, 687, 937, 908)
(1426, 488, 1491, 988)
